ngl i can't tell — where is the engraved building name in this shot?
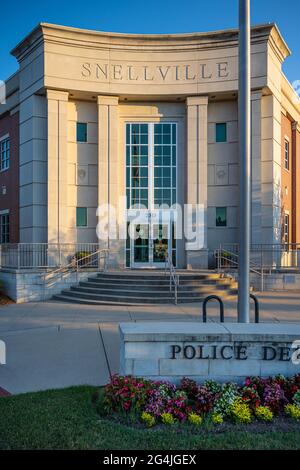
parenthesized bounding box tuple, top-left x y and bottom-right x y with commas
(81, 61, 231, 82)
(170, 344, 300, 362)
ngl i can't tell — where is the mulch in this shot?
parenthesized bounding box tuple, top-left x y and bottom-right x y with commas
(0, 295, 14, 306)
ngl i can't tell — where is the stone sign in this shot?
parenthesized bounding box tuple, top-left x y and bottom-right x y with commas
(119, 322, 300, 383)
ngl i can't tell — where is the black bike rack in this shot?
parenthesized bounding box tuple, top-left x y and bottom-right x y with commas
(202, 295, 224, 323)
(250, 293, 260, 323)
(202, 293, 260, 323)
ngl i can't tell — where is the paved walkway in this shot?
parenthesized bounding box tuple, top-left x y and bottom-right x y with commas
(0, 292, 300, 394)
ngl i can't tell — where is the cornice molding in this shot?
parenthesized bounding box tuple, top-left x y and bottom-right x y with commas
(10, 22, 288, 59)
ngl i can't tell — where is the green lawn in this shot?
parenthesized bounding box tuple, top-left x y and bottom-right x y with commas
(0, 386, 300, 450)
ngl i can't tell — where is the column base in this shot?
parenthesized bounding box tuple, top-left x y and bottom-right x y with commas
(186, 249, 209, 269)
(105, 240, 126, 270)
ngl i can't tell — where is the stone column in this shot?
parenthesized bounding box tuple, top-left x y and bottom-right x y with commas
(292, 121, 299, 243)
(251, 91, 262, 245)
(186, 96, 208, 269)
(97, 96, 121, 267)
(261, 94, 282, 247)
(46, 90, 69, 244)
(19, 94, 47, 242)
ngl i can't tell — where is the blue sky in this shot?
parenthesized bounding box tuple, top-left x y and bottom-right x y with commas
(1, 0, 299, 82)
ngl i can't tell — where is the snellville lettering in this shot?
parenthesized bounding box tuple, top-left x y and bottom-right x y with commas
(81, 62, 231, 82)
(170, 344, 300, 361)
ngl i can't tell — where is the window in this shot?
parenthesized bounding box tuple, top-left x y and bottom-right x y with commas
(0, 213, 9, 243)
(76, 123, 87, 142)
(0, 137, 10, 171)
(284, 213, 289, 244)
(216, 207, 227, 227)
(216, 123, 227, 143)
(284, 140, 290, 170)
(76, 207, 87, 227)
(125, 122, 177, 209)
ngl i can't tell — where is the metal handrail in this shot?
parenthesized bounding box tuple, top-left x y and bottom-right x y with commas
(165, 252, 179, 305)
(43, 249, 109, 285)
(215, 247, 265, 291)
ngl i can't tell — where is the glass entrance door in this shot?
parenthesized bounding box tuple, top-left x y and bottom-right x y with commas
(133, 224, 149, 265)
(131, 220, 170, 268)
(152, 223, 169, 265)
(126, 122, 177, 268)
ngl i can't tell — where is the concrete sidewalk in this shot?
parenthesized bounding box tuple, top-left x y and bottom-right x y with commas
(0, 291, 299, 394)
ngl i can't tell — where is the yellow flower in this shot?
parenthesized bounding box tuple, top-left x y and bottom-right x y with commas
(141, 411, 155, 428)
(161, 412, 175, 425)
(211, 412, 224, 425)
(188, 413, 203, 426)
(255, 406, 273, 422)
(285, 404, 300, 420)
(230, 398, 252, 424)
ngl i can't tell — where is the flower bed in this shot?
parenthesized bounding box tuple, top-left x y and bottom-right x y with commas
(100, 374, 300, 428)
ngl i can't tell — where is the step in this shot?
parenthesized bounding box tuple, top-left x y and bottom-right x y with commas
(79, 280, 233, 290)
(74, 283, 233, 295)
(60, 290, 175, 303)
(85, 277, 232, 287)
(70, 285, 230, 298)
(52, 294, 173, 306)
(71, 286, 174, 297)
(96, 273, 221, 281)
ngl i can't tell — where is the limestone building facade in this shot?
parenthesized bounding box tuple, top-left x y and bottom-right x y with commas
(0, 23, 300, 269)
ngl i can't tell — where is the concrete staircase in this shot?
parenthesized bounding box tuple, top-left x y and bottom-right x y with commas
(53, 270, 238, 305)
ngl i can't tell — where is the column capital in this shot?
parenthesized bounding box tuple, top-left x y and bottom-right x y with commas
(251, 90, 263, 101)
(97, 95, 119, 106)
(46, 89, 69, 102)
(186, 96, 208, 107)
(292, 121, 299, 131)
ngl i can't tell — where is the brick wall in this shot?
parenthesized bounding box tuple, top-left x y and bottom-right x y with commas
(292, 127, 300, 243)
(0, 111, 19, 242)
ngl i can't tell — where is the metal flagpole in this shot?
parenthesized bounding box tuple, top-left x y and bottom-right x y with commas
(238, 0, 251, 323)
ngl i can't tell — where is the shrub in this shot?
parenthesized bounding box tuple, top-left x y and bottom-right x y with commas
(204, 379, 222, 395)
(240, 386, 261, 411)
(145, 388, 168, 417)
(144, 382, 184, 419)
(74, 251, 92, 266)
(180, 377, 198, 399)
(244, 376, 268, 400)
(102, 373, 300, 427)
(165, 394, 191, 422)
(292, 390, 300, 408)
(187, 412, 202, 426)
(161, 412, 175, 425)
(211, 412, 224, 425)
(285, 404, 300, 420)
(276, 376, 298, 401)
(263, 383, 286, 414)
(104, 374, 152, 414)
(141, 412, 155, 428)
(195, 386, 215, 414)
(230, 398, 252, 424)
(255, 406, 273, 422)
(213, 383, 239, 416)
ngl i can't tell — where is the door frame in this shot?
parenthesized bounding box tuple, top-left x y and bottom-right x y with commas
(125, 121, 178, 269)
